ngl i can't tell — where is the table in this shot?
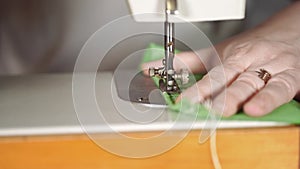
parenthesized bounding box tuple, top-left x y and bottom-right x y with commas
(0, 73, 298, 169)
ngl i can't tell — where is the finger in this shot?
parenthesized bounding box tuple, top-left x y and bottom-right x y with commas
(176, 63, 245, 103)
(141, 51, 203, 75)
(212, 71, 265, 117)
(141, 48, 218, 75)
(244, 69, 300, 116)
(174, 51, 206, 73)
(141, 59, 163, 75)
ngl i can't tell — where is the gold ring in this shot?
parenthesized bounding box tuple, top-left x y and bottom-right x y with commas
(256, 69, 271, 84)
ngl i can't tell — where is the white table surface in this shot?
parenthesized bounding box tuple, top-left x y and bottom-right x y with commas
(0, 72, 289, 137)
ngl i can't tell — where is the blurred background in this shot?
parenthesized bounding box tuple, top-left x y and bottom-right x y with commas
(0, 0, 292, 75)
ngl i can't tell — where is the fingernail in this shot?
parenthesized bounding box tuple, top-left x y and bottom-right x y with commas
(244, 101, 265, 117)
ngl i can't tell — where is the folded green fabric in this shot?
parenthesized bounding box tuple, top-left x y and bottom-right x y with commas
(142, 43, 300, 124)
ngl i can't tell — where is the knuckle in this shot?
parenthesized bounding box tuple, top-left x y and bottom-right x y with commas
(236, 72, 263, 90)
(223, 61, 246, 72)
(227, 88, 244, 104)
(204, 74, 224, 90)
(208, 71, 227, 85)
(270, 73, 296, 99)
(271, 53, 299, 70)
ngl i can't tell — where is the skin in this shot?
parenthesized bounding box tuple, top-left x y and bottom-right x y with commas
(142, 2, 300, 117)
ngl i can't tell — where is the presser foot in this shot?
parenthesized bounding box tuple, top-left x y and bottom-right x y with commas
(158, 77, 181, 94)
(149, 67, 189, 95)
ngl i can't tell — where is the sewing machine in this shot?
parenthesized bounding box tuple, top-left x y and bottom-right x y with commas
(121, 0, 246, 104)
(1, 1, 299, 168)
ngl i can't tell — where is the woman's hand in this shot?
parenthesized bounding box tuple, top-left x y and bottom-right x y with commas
(142, 2, 300, 117)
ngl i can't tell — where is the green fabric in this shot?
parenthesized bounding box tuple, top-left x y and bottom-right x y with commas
(142, 43, 300, 124)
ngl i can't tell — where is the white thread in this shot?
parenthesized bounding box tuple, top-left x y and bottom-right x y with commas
(210, 131, 222, 169)
(203, 99, 222, 169)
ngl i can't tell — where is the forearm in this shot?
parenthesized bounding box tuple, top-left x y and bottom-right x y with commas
(220, 2, 300, 50)
(253, 1, 300, 46)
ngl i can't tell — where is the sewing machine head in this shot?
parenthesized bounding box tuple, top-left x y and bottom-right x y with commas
(128, 0, 246, 23)
(115, 0, 246, 104)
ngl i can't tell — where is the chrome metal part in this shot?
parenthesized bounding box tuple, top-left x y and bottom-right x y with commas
(114, 71, 166, 105)
(147, 0, 189, 94)
(166, 0, 178, 15)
